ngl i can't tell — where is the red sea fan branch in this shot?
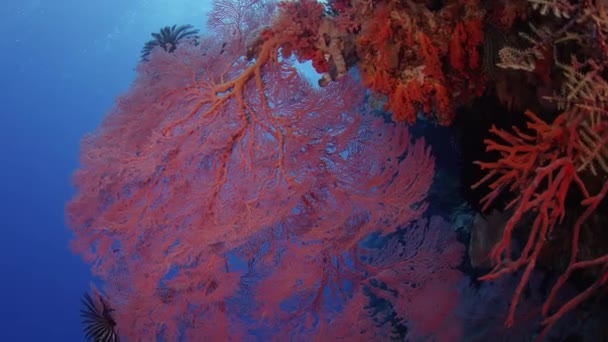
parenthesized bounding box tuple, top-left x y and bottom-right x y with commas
(358, 216, 464, 341)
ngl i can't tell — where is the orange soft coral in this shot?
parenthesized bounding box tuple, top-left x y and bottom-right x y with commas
(342, 0, 488, 124)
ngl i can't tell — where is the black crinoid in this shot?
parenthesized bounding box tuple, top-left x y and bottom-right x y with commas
(140, 24, 199, 61)
(80, 292, 119, 342)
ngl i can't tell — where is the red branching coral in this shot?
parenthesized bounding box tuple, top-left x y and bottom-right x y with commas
(471, 2, 608, 335)
(473, 109, 608, 339)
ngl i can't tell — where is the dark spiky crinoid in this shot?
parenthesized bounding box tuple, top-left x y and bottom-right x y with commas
(80, 292, 119, 342)
(140, 24, 199, 61)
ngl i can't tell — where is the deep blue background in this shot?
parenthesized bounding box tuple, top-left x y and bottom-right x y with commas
(0, 1, 211, 340)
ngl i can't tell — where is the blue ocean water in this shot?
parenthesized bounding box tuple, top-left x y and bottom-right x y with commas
(0, 1, 214, 340)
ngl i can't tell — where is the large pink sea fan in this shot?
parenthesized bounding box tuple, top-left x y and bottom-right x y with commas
(66, 5, 438, 341)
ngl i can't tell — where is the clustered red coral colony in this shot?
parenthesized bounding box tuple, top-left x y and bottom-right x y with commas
(67, 0, 608, 340)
